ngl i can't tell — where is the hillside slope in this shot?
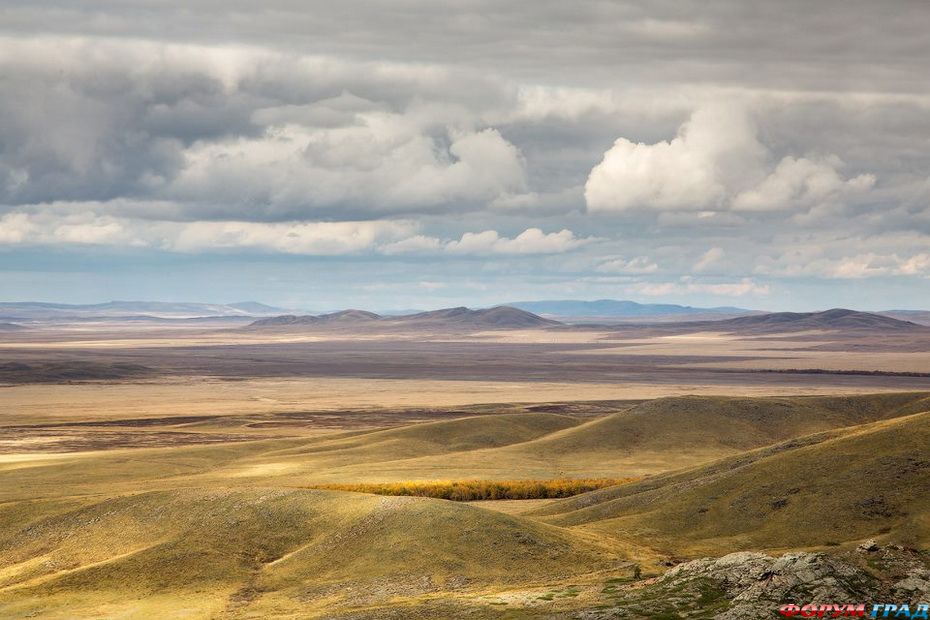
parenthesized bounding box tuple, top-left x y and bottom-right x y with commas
(249, 305, 561, 329)
(265, 412, 582, 465)
(0, 488, 614, 618)
(524, 393, 930, 455)
(396, 306, 561, 328)
(710, 308, 922, 333)
(336, 393, 930, 482)
(536, 410, 930, 555)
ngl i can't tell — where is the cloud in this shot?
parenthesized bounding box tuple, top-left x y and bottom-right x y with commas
(0, 37, 525, 221)
(168, 220, 420, 255)
(8, 1, 930, 98)
(0, 210, 592, 258)
(444, 228, 591, 255)
(0, 213, 33, 244)
(732, 156, 875, 212)
(488, 186, 585, 214)
(630, 276, 769, 297)
(380, 227, 596, 257)
(0, 211, 422, 255)
(585, 104, 760, 212)
(693, 247, 725, 272)
(2, 5, 930, 309)
(596, 256, 658, 274)
(417, 281, 447, 290)
(585, 104, 875, 214)
(170, 122, 526, 219)
(758, 251, 930, 279)
(0, 211, 138, 247)
(379, 235, 443, 255)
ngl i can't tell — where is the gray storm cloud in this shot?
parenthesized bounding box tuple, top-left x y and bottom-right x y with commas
(0, 1, 929, 307)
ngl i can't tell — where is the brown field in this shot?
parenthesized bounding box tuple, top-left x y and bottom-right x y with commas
(3, 323, 929, 414)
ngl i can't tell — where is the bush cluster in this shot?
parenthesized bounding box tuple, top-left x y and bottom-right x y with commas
(310, 477, 636, 501)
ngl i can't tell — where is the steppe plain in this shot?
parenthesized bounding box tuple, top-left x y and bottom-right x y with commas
(2, 308, 930, 618)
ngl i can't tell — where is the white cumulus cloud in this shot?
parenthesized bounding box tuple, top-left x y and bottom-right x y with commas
(732, 155, 875, 212)
(585, 104, 874, 214)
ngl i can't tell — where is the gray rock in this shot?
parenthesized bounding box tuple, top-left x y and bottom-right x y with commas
(857, 539, 879, 553)
(893, 568, 930, 599)
(657, 551, 875, 620)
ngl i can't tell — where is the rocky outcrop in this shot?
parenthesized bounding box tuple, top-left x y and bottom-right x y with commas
(660, 551, 875, 619)
(633, 545, 930, 620)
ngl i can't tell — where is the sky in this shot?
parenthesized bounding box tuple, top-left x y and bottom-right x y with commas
(1, 1, 929, 311)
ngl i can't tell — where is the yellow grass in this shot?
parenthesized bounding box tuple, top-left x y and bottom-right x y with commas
(308, 477, 638, 501)
(2, 391, 929, 618)
(2, 376, 907, 428)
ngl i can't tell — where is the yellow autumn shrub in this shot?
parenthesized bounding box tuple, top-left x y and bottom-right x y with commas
(310, 477, 637, 501)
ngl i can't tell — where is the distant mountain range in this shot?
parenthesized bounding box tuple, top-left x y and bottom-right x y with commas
(1, 299, 927, 331)
(249, 306, 559, 329)
(0, 301, 295, 321)
(507, 299, 761, 322)
(249, 306, 926, 334)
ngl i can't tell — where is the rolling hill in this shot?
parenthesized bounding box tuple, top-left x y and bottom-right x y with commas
(3, 392, 930, 617)
(520, 393, 930, 455)
(395, 306, 561, 328)
(265, 412, 583, 467)
(247, 314, 324, 326)
(250, 309, 382, 327)
(297, 393, 930, 483)
(249, 305, 561, 330)
(0, 488, 614, 618)
(534, 409, 930, 555)
(317, 309, 382, 323)
(708, 308, 922, 333)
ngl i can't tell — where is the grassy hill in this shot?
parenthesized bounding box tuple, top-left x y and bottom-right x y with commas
(249, 305, 561, 330)
(261, 412, 582, 467)
(302, 393, 930, 482)
(0, 413, 585, 502)
(4, 395, 927, 497)
(529, 392, 930, 454)
(2, 392, 930, 617)
(709, 308, 923, 332)
(0, 488, 615, 618)
(535, 410, 930, 556)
